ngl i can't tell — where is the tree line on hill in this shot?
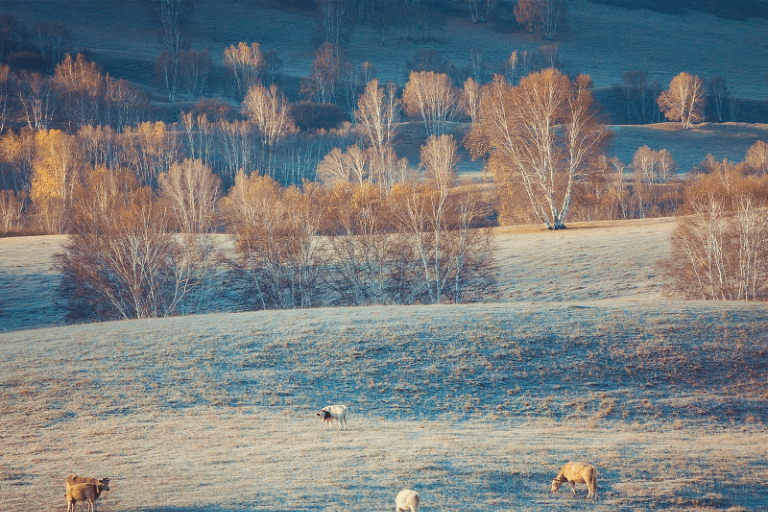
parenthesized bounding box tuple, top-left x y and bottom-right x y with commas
(1, 1, 767, 318)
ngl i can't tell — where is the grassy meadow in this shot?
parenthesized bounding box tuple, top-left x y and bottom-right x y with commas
(1, 1, 768, 510)
(2, 222, 768, 511)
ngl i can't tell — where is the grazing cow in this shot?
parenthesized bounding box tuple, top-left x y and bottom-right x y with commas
(66, 482, 109, 512)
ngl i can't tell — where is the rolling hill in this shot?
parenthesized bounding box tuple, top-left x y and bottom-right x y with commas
(2, 220, 768, 511)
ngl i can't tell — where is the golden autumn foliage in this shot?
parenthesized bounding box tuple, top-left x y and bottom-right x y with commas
(220, 171, 327, 309)
(657, 72, 706, 129)
(158, 158, 221, 233)
(57, 166, 219, 320)
(662, 165, 768, 301)
(468, 70, 609, 229)
(402, 70, 459, 138)
(30, 129, 82, 202)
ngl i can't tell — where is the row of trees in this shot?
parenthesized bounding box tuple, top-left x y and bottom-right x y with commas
(0, 116, 360, 234)
(56, 143, 494, 320)
(301, 0, 566, 46)
(4, 62, 767, 238)
(619, 70, 735, 125)
(0, 13, 70, 72)
(0, 55, 151, 133)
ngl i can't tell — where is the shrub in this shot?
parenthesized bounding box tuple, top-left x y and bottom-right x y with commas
(289, 102, 349, 132)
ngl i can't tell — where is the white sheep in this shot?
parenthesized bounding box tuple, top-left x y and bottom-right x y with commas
(395, 489, 420, 512)
(317, 404, 347, 430)
(550, 461, 597, 500)
(66, 482, 108, 512)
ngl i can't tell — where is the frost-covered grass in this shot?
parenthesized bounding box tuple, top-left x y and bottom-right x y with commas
(0, 132, 763, 512)
(2, 250, 768, 510)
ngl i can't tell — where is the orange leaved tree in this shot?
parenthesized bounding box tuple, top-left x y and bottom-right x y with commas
(468, 69, 609, 230)
(657, 72, 706, 129)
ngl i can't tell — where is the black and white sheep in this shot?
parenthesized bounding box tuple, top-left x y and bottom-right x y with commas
(317, 404, 348, 430)
(550, 461, 597, 500)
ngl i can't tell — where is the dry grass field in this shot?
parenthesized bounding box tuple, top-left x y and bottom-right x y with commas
(2, 219, 768, 511)
(2, 1, 768, 510)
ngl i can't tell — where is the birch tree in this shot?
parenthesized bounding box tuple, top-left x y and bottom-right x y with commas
(121, 121, 181, 187)
(158, 158, 221, 233)
(33, 21, 70, 71)
(242, 83, 295, 148)
(402, 71, 458, 138)
(30, 129, 84, 233)
(468, 70, 609, 230)
(420, 134, 458, 193)
(104, 75, 151, 131)
(466, 0, 497, 23)
(0, 64, 10, 134)
(0, 189, 27, 234)
(0, 127, 36, 191)
(745, 140, 768, 175)
(709, 75, 728, 123)
(325, 182, 406, 305)
(242, 82, 295, 178)
(57, 166, 219, 321)
(16, 71, 56, 131)
(221, 172, 327, 309)
(316, 0, 346, 45)
(663, 168, 768, 301)
(514, 0, 539, 34)
(53, 53, 104, 130)
(355, 79, 399, 168)
(223, 42, 265, 99)
(514, 0, 565, 40)
(316, 144, 369, 186)
(216, 119, 256, 183)
(658, 72, 706, 129)
(180, 111, 216, 168)
(460, 77, 480, 124)
(302, 42, 344, 104)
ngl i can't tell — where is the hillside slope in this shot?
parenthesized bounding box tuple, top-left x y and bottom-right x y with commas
(2, 219, 768, 511)
(0, 218, 675, 333)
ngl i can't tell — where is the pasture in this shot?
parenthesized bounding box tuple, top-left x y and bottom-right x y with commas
(2, 221, 768, 511)
(1, 0, 768, 509)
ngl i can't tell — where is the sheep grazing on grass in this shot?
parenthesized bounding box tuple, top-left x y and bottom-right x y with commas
(551, 461, 597, 500)
(65, 475, 110, 491)
(65, 482, 109, 512)
(396, 489, 420, 512)
(317, 404, 347, 430)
